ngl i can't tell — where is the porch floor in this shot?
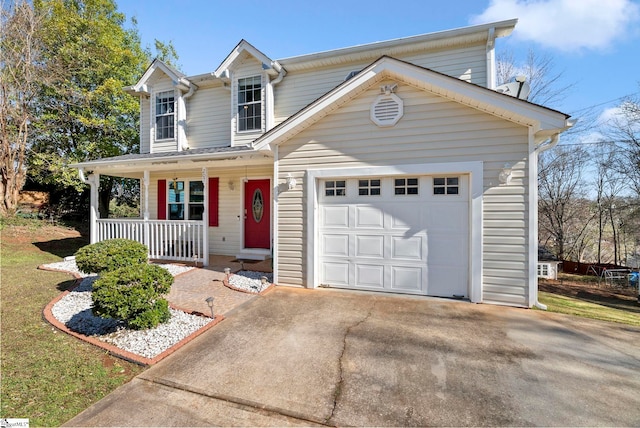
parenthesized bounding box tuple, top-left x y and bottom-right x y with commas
(165, 255, 273, 317)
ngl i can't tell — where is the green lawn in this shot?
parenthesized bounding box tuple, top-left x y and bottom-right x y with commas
(538, 291, 640, 326)
(0, 221, 145, 426)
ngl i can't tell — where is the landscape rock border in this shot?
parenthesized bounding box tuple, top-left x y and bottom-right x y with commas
(223, 270, 275, 295)
(39, 264, 223, 366)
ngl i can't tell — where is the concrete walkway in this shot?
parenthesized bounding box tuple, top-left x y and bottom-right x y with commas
(65, 287, 640, 426)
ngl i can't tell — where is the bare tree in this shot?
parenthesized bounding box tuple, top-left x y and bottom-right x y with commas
(496, 48, 575, 108)
(592, 142, 627, 264)
(538, 145, 591, 260)
(0, 1, 47, 216)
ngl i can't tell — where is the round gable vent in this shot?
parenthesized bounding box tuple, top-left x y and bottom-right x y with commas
(370, 89, 403, 127)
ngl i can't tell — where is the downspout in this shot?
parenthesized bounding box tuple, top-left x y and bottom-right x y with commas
(177, 83, 197, 151)
(266, 63, 286, 131)
(530, 128, 568, 310)
(486, 27, 496, 89)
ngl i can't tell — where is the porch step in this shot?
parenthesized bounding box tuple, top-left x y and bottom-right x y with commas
(235, 249, 271, 261)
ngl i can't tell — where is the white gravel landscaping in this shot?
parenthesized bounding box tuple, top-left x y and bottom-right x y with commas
(43, 260, 210, 360)
(228, 270, 273, 293)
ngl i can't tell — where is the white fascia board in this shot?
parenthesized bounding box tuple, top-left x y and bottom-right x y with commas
(213, 40, 278, 78)
(70, 149, 272, 171)
(130, 59, 193, 93)
(380, 60, 570, 132)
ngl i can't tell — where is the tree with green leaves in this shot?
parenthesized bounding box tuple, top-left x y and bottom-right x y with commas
(28, 0, 150, 217)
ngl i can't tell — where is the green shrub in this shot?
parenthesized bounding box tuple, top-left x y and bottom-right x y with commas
(75, 239, 148, 274)
(92, 264, 173, 330)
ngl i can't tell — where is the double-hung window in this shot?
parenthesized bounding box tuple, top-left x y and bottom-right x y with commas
(155, 90, 175, 140)
(237, 76, 262, 132)
(168, 180, 204, 220)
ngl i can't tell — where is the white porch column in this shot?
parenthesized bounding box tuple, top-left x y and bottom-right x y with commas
(143, 170, 150, 251)
(88, 173, 100, 244)
(202, 167, 209, 266)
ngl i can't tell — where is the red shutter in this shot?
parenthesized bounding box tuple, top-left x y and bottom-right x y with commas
(208, 177, 219, 227)
(157, 179, 167, 220)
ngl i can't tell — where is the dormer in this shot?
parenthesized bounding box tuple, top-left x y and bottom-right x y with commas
(125, 59, 198, 154)
(213, 40, 286, 146)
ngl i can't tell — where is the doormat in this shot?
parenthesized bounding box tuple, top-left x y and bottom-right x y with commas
(230, 259, 261, 264)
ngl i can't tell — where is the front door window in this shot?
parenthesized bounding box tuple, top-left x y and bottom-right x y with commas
(252, 189, 264, 222)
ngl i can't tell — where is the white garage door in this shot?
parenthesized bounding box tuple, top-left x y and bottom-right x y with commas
(318, 175, 469, 297)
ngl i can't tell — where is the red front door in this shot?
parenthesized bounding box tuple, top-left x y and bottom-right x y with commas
(244, 179, 270, 249)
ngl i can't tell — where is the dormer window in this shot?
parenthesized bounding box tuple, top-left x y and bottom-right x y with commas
(155, 90, 175, 140)
(237, 76, 262, 132)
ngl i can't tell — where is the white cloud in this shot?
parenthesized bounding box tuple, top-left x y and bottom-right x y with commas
(598, 102, 640, 130)
(471, 0, 640, 52)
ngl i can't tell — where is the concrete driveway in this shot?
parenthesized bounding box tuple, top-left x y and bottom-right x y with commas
(66, 287, 640, 426)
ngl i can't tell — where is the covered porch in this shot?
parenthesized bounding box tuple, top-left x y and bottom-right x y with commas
(72, 146, 275, 267)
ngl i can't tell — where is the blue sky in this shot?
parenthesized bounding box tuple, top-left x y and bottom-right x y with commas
(118, 0, 640, 129)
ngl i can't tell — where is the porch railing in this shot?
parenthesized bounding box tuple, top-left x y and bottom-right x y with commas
(96, 219, 205, 263)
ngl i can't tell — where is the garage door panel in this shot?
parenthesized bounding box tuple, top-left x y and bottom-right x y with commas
(391, 236, 424, 260)
(391, 266, 424, 291)
(389, 205, 423, 229)
(322, 206, 350, 228)
(355, 264, 385, 288)
(355, 206, 384, 229)
(322, 262, 350, 286)
(428, 265, 466, 297)
(355, 235, 384, 258)
(427, 203, 467, 231)
(322, 234, 349, 257)
(428, 234, 466, 264)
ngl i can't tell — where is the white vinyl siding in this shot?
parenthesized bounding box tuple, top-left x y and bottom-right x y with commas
(274, 44, 487, 125)
(140, 98, 150, 153)
(186, 86, 232, 149)
(276, 80, 531, 305)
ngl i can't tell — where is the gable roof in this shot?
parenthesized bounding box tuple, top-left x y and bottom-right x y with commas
(213, 39, 283, 79)
(124, 58, 197, 95)
(252, 56, 572, 151)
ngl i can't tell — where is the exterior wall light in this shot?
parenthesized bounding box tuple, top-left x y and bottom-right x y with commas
(499, 163, 513, 185)
(286, 173, 297, 190)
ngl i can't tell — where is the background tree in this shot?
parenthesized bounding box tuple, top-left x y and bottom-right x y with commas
(0, 1, 49, 215)
(28, 0, 149, 218)
(538, 145, 590, 260)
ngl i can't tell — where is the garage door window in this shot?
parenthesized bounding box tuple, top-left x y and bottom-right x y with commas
(433, 177, 459, 195)
(394, 178, 419, 195)
(325, 180, 346, 196)
(358, 179, 381, 196)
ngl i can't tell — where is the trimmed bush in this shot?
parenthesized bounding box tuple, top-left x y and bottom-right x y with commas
(75, 239, 148, 274)
(92, 264, 173, 330)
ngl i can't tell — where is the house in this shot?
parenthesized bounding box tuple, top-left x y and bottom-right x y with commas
(71, 19, 573, 308)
